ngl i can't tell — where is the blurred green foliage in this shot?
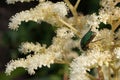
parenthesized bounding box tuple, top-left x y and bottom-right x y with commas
(3, 21, 57, 59)
(77, 0, 100, 14)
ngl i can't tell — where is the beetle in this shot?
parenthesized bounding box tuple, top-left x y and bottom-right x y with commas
(80, 28, 96, 51)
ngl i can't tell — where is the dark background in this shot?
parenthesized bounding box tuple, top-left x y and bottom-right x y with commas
(0, 0, 100, 80)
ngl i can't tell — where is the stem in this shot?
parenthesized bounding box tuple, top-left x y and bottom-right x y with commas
(110, 64, 119, 80)
(117, 66, 120, 71)
(54, 60, 69, 64)
(108, 65, 111, 80)
(97, 66, 104, 80)
(113, 19, 120, 32)
(63, 64, 69, 80)
(64, 0, 78, 17)
(58, 18, 81, 37)
(107, 13, 120, 32)
(63, 73, 68, 80)
(63, 51, 69, 64)
(115, 70, 118, 80)
(74, 0, 81, 9)
(64, 0, 79, 26)
(110, 64, 116, 73)
(86, 73, 97, 80)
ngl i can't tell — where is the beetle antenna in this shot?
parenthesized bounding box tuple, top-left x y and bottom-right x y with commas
(91, 38, 105, 43)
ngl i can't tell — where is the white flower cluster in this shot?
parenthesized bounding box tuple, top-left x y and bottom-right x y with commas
(92, 29, 114, 50)
(6, 0, 45, 4)
(86, 0, 120, 31)
(6, 0, 34, 4)
(70, 49, 111, 80)
(114, 47, 120, 59)
(19, 42, 46, 54)
(5, 0, 120, 79)
(6, 53, 56, 75)
(8, 1, 68, 30)
(5, 27, 79, 75)
(56, 27, 74, 39)
(70, 0, 120, 79)
(70, 27, 120, 79)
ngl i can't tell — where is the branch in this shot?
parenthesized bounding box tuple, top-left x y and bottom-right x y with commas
(117, 66, 120, 71)
(86, 73, 97, 80)
(58, 18, 80, 37)
(64, 0, 78, 17)
(97, 66, 104, 80)
(74, 0, 81, 9)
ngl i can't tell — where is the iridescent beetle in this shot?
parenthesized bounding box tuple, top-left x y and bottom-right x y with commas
(80, 28, 96, 51)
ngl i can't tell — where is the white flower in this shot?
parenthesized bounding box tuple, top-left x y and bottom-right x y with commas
(6, 0, 34, 4)
(94, 29, 114, 47)
(5, 27, 79, 75)
(8, 1, 68, 30)
(70, 49, 111, 80)
(5, 0, 120, 79)
(86, 14, 100, 29)
(19, 42, 46, 54)
(53, 2, 68, 17)
(98, 10, 110, 24)
(56, 27, 74, 39)
(114, 47, 120, 59)
(5, 53, 56, 75)
(6, 0, 46, 4)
